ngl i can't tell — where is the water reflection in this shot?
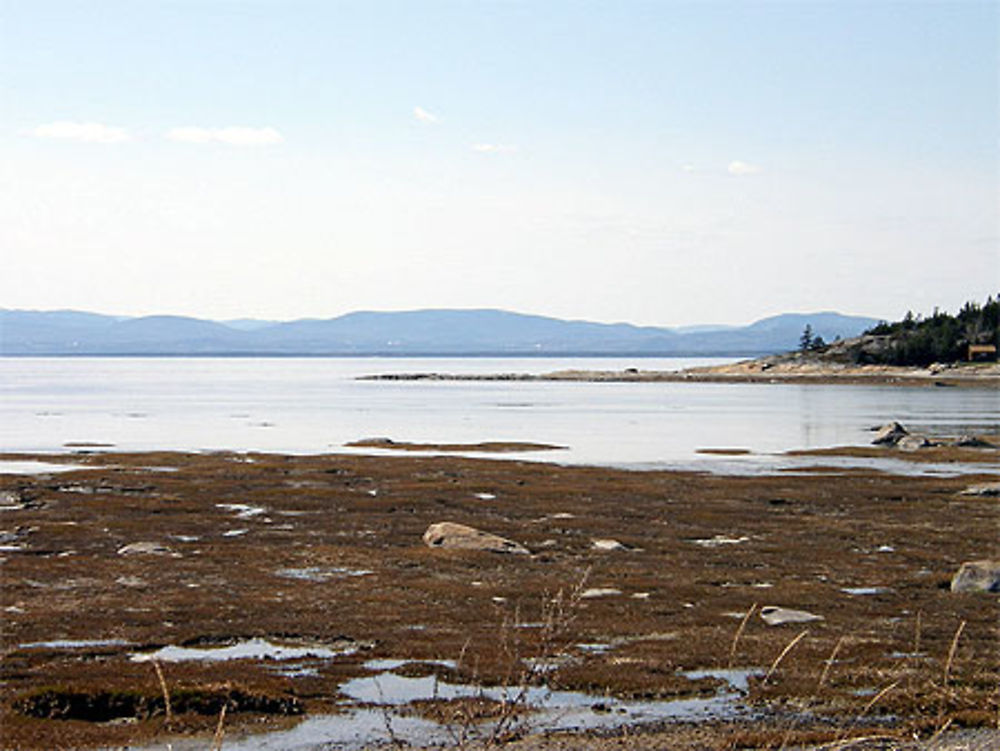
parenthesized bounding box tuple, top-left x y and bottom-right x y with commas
(1, 358, 996, 473)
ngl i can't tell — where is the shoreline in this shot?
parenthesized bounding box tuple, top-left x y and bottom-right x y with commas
(358, 361, 1000, 388)
(1, 449, 997, 750)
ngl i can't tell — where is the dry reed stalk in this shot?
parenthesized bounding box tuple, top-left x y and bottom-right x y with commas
(482, 568, 591, 748)
(817, 635, 846, 690)
(457, 637, 471, 670)
(777, 635, 851, 751)
(913, 609, 922, 656)
(858, 680, 899, 718)
(764, 629, 809, 684)
(209, 703, 227, 751)
(375, 677, 407, 750)
(728, 603, 757, 669)
(827, 679, 902, 746)
(151, 660, 173, 726)
(942, 619, 966, 685)
(928, 717, 953, 745)
(813, 734, 902, 750)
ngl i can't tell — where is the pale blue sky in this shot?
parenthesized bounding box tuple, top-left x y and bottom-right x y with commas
(1, 1, 996, 325)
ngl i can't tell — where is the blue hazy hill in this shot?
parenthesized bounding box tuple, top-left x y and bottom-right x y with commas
(0, 308, 878, 356)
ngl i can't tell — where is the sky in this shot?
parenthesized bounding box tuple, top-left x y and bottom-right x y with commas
(1, 1, 997, 327)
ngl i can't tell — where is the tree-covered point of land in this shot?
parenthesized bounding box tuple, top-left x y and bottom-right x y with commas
(860, 294, 999, 366)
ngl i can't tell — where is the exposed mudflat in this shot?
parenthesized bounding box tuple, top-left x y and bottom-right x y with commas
(1, 450, 997, 750)
(344, 439, 567, 453)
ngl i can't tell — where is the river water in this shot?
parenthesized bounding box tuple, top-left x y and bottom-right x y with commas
(1, 357, 997, 473)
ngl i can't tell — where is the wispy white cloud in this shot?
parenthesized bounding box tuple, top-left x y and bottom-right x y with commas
(27, 121, 130, 144)
(413, 106, 439, 124)
(680, 164, 697, 173)
(472, 143, 518, 154)
(727, 160, 762, 176)
(165, 126, 284, 146)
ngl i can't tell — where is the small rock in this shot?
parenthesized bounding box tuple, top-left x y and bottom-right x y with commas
(422, 522, 529, 555)
(117, 541, 174, 556)
(580, 587, 622, 599)
(0, 526, 31, 545)
(950, 560, 1000, 593)
(871, 422, 908, 445)
(116, 576, 148, 588)
(591, 538, 629, 551)
(954, 435, 994, 448)
(0, 490, 22, 507)
(0, 490, 39, 510)
(760, 606, 824, 626)
(897, 435, 932, 451)
(959, 482, 1000, 497)
(691, 535, 750, 548)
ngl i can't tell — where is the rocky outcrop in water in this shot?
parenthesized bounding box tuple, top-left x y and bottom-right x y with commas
(871, 422, 909, 446)
(897, 435, 933, 451)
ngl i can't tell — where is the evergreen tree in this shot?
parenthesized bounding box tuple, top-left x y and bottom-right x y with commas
(799, 325, 813, 352)
(861, 294, 999, 365)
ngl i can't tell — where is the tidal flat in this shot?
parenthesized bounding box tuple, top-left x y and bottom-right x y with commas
(1, 449, 997, 750)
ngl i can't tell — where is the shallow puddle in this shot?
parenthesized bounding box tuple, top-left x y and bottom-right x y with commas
(157, 662, 759, 750)
(841, 587, 889, 596)
(130, 638, 359, 663)
(681, 667, 761, 693)
(275, 567, 373, 582)
(0, 460, 97, 475)
(361, 658, 456, 671)
(18, 639, 132, 650)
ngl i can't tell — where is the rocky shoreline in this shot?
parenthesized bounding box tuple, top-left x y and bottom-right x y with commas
(1, 446, 998, 750)
(359, 358, 1000, 388)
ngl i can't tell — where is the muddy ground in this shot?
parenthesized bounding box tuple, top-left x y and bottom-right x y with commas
(1, 448, 998, 750)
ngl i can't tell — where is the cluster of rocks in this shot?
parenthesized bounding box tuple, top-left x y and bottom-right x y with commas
(870, 422, 994, 451)
(870, 422, 933, 451)
(420, 520, 999, 604)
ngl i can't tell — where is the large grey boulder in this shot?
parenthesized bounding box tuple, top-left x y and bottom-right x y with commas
(872, 422, 909, 446)
(422, 522, 529, 555)
(950, 560, 1000, 593)
(897, 435, 932, 451)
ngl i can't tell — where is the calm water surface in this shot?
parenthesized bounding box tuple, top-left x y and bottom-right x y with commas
(1, 357, 997, 473)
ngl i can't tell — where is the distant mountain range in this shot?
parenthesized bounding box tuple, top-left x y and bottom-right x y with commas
(0, 308, 880, 356)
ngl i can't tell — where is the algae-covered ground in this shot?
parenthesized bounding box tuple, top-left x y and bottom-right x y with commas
(1, 448, 997, 750)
